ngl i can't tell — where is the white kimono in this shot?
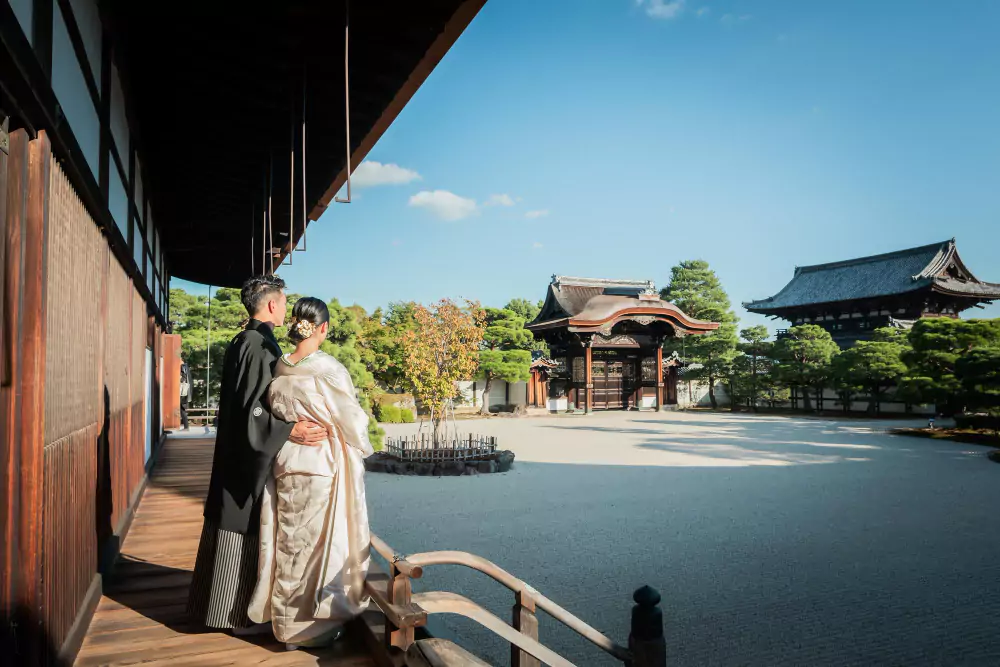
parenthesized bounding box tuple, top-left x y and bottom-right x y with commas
(248, 350, 374, 644)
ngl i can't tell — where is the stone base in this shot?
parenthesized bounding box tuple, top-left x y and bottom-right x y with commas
(365, 450, 515, 476)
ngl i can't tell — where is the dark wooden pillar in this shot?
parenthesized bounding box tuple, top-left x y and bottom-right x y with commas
(1, 128, 31, 638)
(655, 344, 663, 412)
(584, 344, 593, 414)
(6, 130, 51, 665)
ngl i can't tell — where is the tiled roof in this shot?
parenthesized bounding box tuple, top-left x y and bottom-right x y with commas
(744, 240, 1000, 312)
(527, 275, 718, 334)
(530, 276, 658, 323)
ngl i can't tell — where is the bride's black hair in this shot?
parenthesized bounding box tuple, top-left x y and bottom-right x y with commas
(287, 297, 330, 343)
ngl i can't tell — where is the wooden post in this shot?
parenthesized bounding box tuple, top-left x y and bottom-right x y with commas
(386, 561, 415, 652)
(584, 344, 593, 414)
(655, 345, 664, 412)
(629, 586, 666, 667)
(14, 131, 51, 665)
(1, 128, 29, 643)
(511, 590, 540, 667)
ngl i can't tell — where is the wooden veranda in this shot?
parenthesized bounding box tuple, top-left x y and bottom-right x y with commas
(74, 435, 374, 666)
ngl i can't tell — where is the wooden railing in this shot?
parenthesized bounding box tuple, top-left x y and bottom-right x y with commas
(185, 407, 218, 426)
(367, 533, 665, 667)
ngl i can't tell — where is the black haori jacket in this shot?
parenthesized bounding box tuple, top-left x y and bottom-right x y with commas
(204, 319, 294, 534)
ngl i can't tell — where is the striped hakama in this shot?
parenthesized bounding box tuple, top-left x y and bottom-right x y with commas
(186, 518, 259, 629)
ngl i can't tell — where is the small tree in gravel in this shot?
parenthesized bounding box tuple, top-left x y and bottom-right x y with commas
(401, 299, 485, 444)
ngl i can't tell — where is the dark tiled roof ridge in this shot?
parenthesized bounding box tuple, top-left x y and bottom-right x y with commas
(792, 239, 953, 276)
(551, 275, 656, 290)
(741, 238, 1000, 312)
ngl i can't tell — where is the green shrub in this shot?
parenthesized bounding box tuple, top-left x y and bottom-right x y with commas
(367, 417, 384, 451)
(379, 405, 402, 424)
(400, 408, 415, 423)
(955, 413, 1000, 433)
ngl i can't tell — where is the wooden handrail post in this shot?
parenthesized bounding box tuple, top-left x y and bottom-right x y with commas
(628, 586, 665, 667)
(511, 590, 540, 667)
(387, 561, 415, 652)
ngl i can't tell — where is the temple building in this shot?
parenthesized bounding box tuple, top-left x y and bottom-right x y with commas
(526, 276, 718, 412)
(744, 240, 1000, 348)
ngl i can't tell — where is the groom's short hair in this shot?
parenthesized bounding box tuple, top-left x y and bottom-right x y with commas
(241, 274, 286, 315)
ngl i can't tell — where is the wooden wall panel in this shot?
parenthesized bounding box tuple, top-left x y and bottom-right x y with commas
(38, 155, 105, 660)
(103, 255, 135, 531)
(42, 426, 98, 650)
(44, 160, 105, 444)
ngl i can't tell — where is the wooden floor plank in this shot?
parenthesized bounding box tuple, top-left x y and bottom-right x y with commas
(74, 435, 375, 667)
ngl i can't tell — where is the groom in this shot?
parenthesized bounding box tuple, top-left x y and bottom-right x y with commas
(187, 274, 325, 632)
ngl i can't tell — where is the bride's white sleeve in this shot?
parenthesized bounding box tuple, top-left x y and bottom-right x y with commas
(314, 364, 375, 457)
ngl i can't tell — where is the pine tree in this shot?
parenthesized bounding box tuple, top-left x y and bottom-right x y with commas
(478, 307, 533, 414)
(661, 260, 738, 409)
(832, 327, 908, 414)
(773, 324, 839, 411)
(899, 318, 1000, 415)
(739, 325, 771, 411)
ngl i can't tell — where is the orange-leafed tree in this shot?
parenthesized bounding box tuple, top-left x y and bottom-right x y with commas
(401, 299, 485, 444)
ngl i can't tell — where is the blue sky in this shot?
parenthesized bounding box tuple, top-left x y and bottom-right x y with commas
(174, 0, 1000, 330)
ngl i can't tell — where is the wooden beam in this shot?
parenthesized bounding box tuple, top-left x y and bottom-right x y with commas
(584, 344, 593, 414)
(32, 0, 53, 78)
(303, 0, 487, 223)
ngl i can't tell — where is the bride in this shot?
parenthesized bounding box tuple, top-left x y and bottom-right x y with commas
(248, 297, 374, 649)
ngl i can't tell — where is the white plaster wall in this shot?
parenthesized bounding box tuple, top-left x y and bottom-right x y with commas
(677, 380, 731, 408)
(454, 380, 529, 410)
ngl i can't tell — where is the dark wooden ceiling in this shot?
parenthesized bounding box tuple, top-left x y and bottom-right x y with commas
(104, 1, 480, 287)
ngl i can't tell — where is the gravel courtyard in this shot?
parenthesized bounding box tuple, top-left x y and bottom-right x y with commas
(369, 411, 1000, 666)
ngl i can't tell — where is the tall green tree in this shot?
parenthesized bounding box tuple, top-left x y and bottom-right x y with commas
(360, 301, 418, 391)
(721, 353, 752, 411)
(504, 298, 548, 355)
(478, 307, 533, 414)
(503, 298, 542, 323)
(832, 327, 908, 414)
(739, 325, 771, 411)
(661, 260, 739, 409)
(898, 318, 1000, 415)
(955, 345, 1000, 418)
(772, 324, 839, 411)
(170, 287, 247, 407)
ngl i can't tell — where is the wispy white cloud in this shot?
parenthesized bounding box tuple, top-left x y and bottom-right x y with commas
(484, 193, 516, 207)
(637, 0, 685, 20)
(696, 6, 710, 17)
(525, 209, 550, 219)
(532, 242, 544, 249)
(721, 13, 752, 24)
(351, 160, 421, 188)
(408, 190, 478, 221)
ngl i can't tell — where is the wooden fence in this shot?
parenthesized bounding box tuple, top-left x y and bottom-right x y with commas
(385, 433, 498, 462)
